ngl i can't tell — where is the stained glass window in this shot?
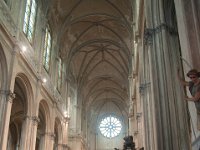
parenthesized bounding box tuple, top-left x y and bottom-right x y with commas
(57, 57, 63, 92)
(99, 115, 122, 138)
(43, 27, 52, 72)
(23, 0, 37, 42)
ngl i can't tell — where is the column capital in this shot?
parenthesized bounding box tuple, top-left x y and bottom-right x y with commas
(7, 92, 15, 103)
(144, 23, 178, 45)
(0, 90, 15, 103)
(63, 117, 70, 123)
(23, 115, 32, 120)
(32, 116, 40, 126)
(128, 113, 134, 118)
(128, 75, 133, 79)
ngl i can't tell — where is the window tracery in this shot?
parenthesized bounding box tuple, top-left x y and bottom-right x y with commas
(99, 115, 122, 138)
(23, 0, 37, 42)
(43, 27, 52, 72)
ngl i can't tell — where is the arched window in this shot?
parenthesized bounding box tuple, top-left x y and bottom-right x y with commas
(57, 57, 63, 92)
(43, 27, 52, 72)
(23, 0, 37, 42)
(99, 115, 122, 138)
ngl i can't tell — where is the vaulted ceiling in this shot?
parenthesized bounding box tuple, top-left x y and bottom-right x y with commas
(48, 0, 134, 113)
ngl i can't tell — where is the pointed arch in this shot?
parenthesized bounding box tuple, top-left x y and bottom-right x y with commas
(38, 99, 51, 132)
(15, 73, 34, 116)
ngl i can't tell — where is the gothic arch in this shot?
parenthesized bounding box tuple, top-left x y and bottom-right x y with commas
(15, 73, 34, 115)
(36, 99, 51, 150)
(7, 73, 33, 149)
(38, 99, 51, 132)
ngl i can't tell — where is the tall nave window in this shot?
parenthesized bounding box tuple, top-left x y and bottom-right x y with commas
(23, 0, 37, 42)
(43, 27, 52, 72)
(57, 57, 63, 92)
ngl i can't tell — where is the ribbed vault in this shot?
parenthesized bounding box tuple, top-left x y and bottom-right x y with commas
(48, 0, 133, 117)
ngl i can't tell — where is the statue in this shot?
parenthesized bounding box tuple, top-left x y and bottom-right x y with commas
(123, 136, 135, 150)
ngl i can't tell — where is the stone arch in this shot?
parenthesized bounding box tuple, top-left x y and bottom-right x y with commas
(54, 117, 63, 149)
(36, 99, 51, 150)
(7, 73, 33, 149)
(15, 73, 34, 115)
(38, 100, 51, 132)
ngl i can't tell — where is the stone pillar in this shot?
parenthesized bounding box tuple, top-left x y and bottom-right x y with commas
(57, 144, 63, 150)
(128, 105, 134, 137)
(0, 91, 15, 150)
(62, 117, 70, 146)
(0, 90, 8, 147)
(30, 116, 40, 150)
(44, 132, 55, 150)
(139, 41, 156, 150)
(55, 117, 70, 150)
(135, 112, 142, 149)
(143, 0, 191, 149)
(19, 116, 36, 150)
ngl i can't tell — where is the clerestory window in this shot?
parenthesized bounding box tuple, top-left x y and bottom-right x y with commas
(57, 57, 63, 92)
(43, 27, 52, 72)
(23, 0, 37, 43)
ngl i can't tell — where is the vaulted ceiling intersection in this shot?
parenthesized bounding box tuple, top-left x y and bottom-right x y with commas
(48, 0, 133, 111)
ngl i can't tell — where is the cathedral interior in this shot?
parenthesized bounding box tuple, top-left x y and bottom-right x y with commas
(0, 0, 200, 150)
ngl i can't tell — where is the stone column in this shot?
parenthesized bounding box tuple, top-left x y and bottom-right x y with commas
(62, 117, 70, 147)
(19, 116, 36, 150)
(0, 91, 15, 150)
(128, 105, 134, 137)
(44, 132, 55, 150)
(134, 112, 142, 148)
(57, 144, 63, 150)
(0, 90, 8, 147)
(140, 33, 157, 150)
(56, 117, 70, 150)
(143, 0, 191, 149)
(30, 116, 40, 150)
